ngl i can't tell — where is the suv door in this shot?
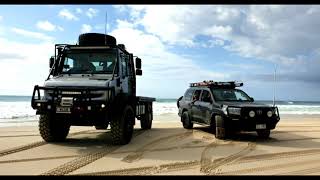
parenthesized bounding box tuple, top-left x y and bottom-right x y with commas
(190, 89, 202, 122)
(198, 90, 214, 124)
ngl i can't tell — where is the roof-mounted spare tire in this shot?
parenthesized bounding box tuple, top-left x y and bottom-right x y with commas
(78, 33, 117, 46)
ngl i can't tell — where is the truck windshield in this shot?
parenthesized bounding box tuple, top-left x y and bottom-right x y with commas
(60, 51, 117, 75)
(211, 88, 251, 102)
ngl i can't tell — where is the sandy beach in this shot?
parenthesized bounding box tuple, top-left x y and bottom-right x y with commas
(0, 114, 320, 175)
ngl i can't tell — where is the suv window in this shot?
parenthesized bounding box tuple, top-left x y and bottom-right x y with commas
(201, 90, 212, 103)
(184, 89, 194, 101)
(192, 90, 201, 101)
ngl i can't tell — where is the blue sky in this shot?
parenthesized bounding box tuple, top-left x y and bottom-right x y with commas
(0, 5, 320, 101)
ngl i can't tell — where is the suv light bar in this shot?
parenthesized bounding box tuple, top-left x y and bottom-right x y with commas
(190, 80, 243, 88)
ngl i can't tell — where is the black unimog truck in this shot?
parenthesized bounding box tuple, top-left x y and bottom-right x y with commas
(31, 33, 155, 145)
(177, 81, 280, 139)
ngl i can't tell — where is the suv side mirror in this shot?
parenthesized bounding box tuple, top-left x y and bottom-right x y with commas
(136, 69, 142, 76)
(250, 97, 254, 102)
(135, 58, 141, 69)
(49, 57, 55, 68)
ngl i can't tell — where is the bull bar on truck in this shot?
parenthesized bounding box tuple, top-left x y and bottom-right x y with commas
(31, 85, 115, 114)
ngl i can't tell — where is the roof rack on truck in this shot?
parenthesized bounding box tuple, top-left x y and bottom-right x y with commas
(190, 80, 243, 88)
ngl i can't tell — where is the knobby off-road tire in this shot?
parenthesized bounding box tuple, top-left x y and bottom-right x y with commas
(39, 114, 70, 142)
(215, 115, 226, 140)
(182, 111, 193, 129)
(257, 129, 271, 139)
(110, 105, 135, 145)
(140, 103, 153, 130)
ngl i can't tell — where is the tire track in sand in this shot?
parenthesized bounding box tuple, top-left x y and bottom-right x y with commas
(200, 141, 257, 175)
(121, 131, 194, 163)
(41, 130, 146, 176)
(0, 130, 92, 158)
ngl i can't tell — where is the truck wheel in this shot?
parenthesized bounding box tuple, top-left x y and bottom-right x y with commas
(182, 111, 193, 129)
(141, 104, 152, 130)
(215, 115, 226, 140)
(39, 114, 70, 142)
(257, 129, 270, 139)
(95, 123, 109, 130)
(110, 105, 135, 145)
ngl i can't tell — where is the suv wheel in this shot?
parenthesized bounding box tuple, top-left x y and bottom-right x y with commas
(257, 129, 270, 139)
(215, 115, 226, 140)
(182, 111, 193, 129)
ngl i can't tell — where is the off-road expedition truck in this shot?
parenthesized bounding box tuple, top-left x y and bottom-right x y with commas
(177, 81, 280, 139)
(31, 33, 155, 145)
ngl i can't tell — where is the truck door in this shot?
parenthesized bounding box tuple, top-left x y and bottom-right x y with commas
(190, 90, 202, 122)
(199, 90, 214, 124)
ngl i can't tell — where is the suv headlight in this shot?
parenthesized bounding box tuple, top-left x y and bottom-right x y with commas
(249, 110, 255, 117)
(228, 107, 241, 115)
(222, 105, 228, 115)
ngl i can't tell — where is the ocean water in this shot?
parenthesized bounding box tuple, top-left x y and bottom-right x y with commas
(0, 95, 320, 126)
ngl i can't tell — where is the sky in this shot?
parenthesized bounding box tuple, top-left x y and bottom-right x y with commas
(0, 5, 320, 101)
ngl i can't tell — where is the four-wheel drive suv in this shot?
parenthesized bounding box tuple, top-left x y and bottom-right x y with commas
(177, 81, 280, 139)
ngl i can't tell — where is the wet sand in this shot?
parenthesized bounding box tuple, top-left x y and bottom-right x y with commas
(0, 114, 320, 175)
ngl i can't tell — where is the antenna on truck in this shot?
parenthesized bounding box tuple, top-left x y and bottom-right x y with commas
(104, 11, 108, 45)
(273, 64, 277, 107)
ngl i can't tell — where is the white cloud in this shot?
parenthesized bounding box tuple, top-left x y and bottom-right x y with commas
(76, 8, 82, 14)
(81, 24, 92, 33)
(110, 20, 228, 98)
(0, 37, 54, 95)
(86, 8, 99, 19)
(11, 27, 54, 41)
(36, 20, 56, 31)
(119, 5, 320, 68)
(58, 9, 79, 21)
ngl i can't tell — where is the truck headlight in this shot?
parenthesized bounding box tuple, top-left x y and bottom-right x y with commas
(249, 110, 255, 117)
(228, 107, 241, 115)
(267, 111, 273, 117)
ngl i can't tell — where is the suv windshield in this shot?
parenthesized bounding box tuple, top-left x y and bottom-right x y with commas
(60, 50, 117, 75)
(211, 88, 251, 102)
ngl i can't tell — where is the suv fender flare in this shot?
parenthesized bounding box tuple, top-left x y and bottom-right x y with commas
(181, 109, 189, 122)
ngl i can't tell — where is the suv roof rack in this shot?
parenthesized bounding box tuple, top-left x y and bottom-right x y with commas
(190, 80, 243, 88)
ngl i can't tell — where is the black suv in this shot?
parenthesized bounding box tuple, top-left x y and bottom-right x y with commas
(177, 81, 280, 139)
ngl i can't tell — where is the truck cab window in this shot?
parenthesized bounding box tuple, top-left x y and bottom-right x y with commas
(121, 54, 128, 77)
(62, 57, 74, 72)
(60, 51, 117, 75)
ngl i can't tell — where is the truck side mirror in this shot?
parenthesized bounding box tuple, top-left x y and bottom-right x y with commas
(136, 69, 142, 76)
(250, 97, 254, 102)
(135, 58, 141, 69)
(49, 57, 55, 68)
